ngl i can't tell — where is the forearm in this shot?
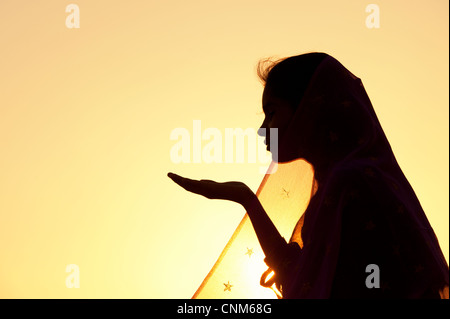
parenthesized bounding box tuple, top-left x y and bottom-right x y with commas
(242, 194, 287, 258)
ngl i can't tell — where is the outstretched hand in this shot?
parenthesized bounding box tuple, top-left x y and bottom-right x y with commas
(167, 172, 255, 207)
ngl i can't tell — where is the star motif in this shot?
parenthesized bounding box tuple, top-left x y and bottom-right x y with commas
(245, 248, 254, 258)
(365, 220, 376, 231)
(301, 282, 312, 293)
(329, 131, 338, 142)
(381, 281, 391, 292)
(364, 167, 375, 177)
(414, 265, 424, 273)
(348, 189, 359, 199)
(280, 187, 290, 198)
(223, 281, 232, 292)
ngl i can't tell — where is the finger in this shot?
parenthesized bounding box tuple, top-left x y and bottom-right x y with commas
(167, 172, 179, 182)
(168, 173, 190, 187)
(167, 172, 181, 180)
(199, 179, 216, 183)
(168, 173, 203, 193)
(168, 173, 192, 185)
(169, 173, 214, 188)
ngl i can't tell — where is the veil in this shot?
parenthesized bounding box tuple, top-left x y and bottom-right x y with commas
(193, 54, 449, 299)
(192, 159, 315, 298)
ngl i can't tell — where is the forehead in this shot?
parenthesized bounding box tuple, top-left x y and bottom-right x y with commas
(263, 84, 284, 112)
(262, 86, 275, 108)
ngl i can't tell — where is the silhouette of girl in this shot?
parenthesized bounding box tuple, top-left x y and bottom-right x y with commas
(168, 53, 449, 298)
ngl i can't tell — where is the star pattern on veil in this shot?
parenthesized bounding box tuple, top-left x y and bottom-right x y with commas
(223, 281, 232, 292)
(245, 248, 254, 258)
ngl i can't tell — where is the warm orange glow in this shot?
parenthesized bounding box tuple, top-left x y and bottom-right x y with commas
(0, 0, 447, 298)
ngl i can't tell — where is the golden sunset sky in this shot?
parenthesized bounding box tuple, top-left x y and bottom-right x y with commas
(0, 0, 448, 298)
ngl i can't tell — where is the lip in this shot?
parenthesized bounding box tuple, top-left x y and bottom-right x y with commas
(264, 137, 270, 150)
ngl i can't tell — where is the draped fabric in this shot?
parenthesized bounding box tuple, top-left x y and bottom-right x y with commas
(193, 54, 449, 299)
(192, 159, 315, 298)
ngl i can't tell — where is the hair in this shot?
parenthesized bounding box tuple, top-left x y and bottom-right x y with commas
(256, 52, 329, 108)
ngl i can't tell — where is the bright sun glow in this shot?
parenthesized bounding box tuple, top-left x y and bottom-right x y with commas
(0, 0, 447, 298)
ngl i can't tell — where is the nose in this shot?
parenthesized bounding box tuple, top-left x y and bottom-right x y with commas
(258, 118, 268, 138)
(258, 120, 271, 147)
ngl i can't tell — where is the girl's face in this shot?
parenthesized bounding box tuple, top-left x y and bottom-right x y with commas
(258, 86, 295, 153)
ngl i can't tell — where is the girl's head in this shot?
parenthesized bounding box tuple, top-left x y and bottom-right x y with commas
(257, 53, 383, 177)
(257, 53, 328, 155)
(257, 52, 329, 109)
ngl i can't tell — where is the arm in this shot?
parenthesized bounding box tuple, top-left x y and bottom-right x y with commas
(167, 172, 287, 258)
(167, 172, 301, 295)
(241, 192, 287, 258)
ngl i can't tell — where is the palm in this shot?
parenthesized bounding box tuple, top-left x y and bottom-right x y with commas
(167, 172, 252, 205)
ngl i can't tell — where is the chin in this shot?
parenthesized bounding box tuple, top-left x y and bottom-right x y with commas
(270, 149, 301, 164)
